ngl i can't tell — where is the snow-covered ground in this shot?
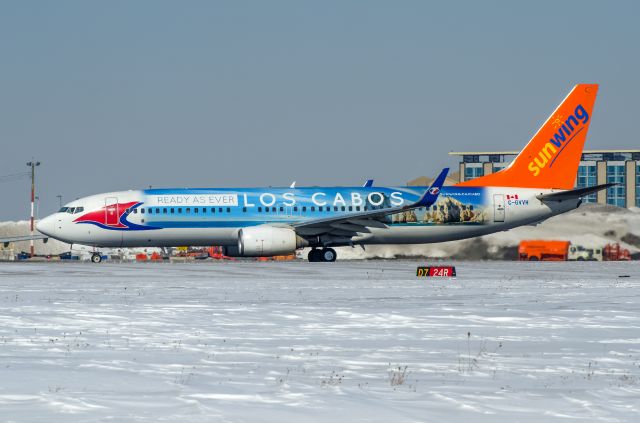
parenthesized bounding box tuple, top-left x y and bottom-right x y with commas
(0, 261, 638, 422)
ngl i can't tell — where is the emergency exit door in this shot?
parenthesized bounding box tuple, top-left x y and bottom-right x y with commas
(493, 194, 505, 222)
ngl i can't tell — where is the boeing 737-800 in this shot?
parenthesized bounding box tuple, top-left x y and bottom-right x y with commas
(35, 84, 610, 262)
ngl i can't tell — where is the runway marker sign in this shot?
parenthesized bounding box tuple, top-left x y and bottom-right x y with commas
(416, 266, 456, 277)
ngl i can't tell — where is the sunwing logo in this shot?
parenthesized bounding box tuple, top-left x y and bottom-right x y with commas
(527, 104, 589, 176)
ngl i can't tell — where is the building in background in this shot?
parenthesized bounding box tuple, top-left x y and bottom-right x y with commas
(408, 150, 640, 209)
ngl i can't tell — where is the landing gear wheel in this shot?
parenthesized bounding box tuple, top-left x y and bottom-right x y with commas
(321, 248, 337, 262)
(91, 253, 102, 263)
(308, 249, 321, 262)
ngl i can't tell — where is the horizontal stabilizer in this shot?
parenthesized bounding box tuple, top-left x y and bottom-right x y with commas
(536, 183, 614, 202)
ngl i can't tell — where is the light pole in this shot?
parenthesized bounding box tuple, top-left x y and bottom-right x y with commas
(26, 160, 40, 257)
(56, 195, 62, 209)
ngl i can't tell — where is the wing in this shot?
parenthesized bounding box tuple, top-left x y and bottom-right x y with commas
(293, 168, 449, 243)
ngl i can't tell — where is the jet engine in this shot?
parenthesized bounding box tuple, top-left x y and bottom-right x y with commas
(233, 226, 307, 257)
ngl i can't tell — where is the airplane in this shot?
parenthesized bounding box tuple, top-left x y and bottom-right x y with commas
(34, 83, 612, 263)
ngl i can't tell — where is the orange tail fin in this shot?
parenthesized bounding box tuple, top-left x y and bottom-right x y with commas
(456, 84, 598, 189)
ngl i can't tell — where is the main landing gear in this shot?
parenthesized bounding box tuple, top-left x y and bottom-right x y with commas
(91, 253, 103, 263)
(308, 248, 337, 262)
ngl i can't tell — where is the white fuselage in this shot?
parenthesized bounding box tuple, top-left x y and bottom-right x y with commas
(36, 186, 580, 250)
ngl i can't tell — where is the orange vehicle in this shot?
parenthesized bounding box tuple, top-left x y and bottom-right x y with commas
(518, 240, 569, 261)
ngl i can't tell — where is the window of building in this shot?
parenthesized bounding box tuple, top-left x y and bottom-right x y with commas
(464, 165, 484, 181)
(606, 164, 626, 207)
(577, 163, 597, 203)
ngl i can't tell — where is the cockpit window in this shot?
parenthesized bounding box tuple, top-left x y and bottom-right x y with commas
(67, 207, 76, 214)
(74, 207, 84, 213)
(58, 207, 68, 213)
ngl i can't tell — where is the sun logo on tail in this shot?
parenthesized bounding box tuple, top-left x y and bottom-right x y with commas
(551, 114, 564, 129)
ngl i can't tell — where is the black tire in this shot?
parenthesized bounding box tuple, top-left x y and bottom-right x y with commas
(577, 257, 585, 261)
(308, 249, 320, 262)
(321, 248, 337, 262)
(529, 256, 539, 261)
(91, 253, 102, 263)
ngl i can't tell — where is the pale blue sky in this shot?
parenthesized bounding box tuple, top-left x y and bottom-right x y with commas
(1, 1, 638, 220)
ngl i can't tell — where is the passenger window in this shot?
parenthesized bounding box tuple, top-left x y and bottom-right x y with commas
(155, 208, 160, 214)
(170, 208, 174, 214)
(279, 207, 284, 212)
(348, 206, 352, 211)
(271, 207, 276, 212)
(319, 206, 323, 211)
(302, 206, 307, 212)
(356, 206, 361, 211)
(311, 206, 315, 212)
(334, 206, 338, 211)
(148, 208, 153, 214)
(141, 208, 145, 214)
(178, 208, 182, 213)
(226, 208, 230, 213)
(133, 208, 137, 214)
(258, 207, 262, 212)
(293, 207, 298, 212)
(242, 207, 247, 212)
(264, 208, 269, 213)
(186, 207, 191, 213)
(341, 206, 346, 211)
(163, 208, 167, 214)
(194, 208, 199, 213)
(218, 208, 223, 213)
(211, 208, 216, 213)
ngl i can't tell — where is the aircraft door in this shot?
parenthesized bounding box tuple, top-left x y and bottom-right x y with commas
(278, 204, 299, 220)
(493, 194, 505, 222)
(105, 197, 119, 226)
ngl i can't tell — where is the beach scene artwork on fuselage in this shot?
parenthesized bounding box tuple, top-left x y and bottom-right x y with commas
(391, 187, 488, 226)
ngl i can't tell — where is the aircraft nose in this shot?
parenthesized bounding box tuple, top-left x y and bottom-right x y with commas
(36, 215, 56, 237)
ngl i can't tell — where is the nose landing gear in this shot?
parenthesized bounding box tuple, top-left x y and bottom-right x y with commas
(307, 248, 337, 262)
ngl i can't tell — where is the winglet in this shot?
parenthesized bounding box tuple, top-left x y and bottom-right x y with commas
(289, 181, 296, 189)
(363, 179, 374, 188)
(412, 168, 448, 208)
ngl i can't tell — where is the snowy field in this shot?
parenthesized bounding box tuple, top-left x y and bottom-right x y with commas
(0, 261, 639, 422)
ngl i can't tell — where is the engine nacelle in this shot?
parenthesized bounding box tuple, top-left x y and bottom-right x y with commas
(236, 226, 307, 257)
